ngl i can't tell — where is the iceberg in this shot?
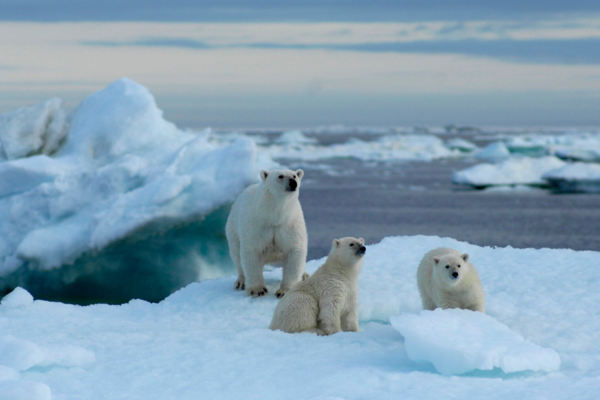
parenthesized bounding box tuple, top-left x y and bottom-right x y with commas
(1, 235, 598, 399)
(473, 142, 510, 162)
(453, 156, 566, 188)
(543, 163, 600, 193)
(0, 78, 259, 302)
(391, 309, 561, 375)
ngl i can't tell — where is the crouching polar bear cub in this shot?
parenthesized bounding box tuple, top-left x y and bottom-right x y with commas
(417, 248, 485, 313)
(270, 237, 366, 335)
(226, 168, 308, 298)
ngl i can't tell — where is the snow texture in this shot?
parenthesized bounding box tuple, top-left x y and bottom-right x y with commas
(474, 142, 511, 162)
(391, 309, 561, 375)
(0, 98, 67, 160)
(1, 235, 598, 399)
(543, 163, 600, 193)
(1, 287, 33, 308)
(0, 78, 258, 299)
(453, 156, 566, 188)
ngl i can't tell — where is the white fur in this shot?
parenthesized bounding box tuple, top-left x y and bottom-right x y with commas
(417, 247, 485, 313)
(270, 237, 365, 335)
(226, 168, 308, 297)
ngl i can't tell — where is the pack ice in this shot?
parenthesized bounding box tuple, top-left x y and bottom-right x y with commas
(0, 78, 258, 301)
(391, 309, 561, 375)
(2, 235, 599, 400)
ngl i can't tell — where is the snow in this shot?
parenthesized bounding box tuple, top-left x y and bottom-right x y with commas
(265, 134, 460, 162)
(0, 380, 51, 400)
(0, 98, 67, 160)
(0, 78, 259, 300)
(543, 163, 600, 193)
(275, 130, 317, 144)
(1, 287, 33, 308)
(1, 235, 599, 399)
(391, 309, 561, 375)
(474, 142, 511, 162)
(453, 156, 566, 188)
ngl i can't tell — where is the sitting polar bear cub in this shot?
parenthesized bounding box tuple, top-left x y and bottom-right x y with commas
(226, 168, 308, 298)
(270, 237, 366, 335)
(417, 247, 485, 313)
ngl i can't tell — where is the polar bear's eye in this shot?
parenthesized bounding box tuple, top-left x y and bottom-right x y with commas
(350, 243, 354, 247)
(457, 265, 461, 268)
(445, 265, 449, 269)
(279, 175, 284, 179)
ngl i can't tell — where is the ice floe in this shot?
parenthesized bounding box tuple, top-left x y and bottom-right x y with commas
(543, 163, 600, 193)
(474, 142, 511, 162)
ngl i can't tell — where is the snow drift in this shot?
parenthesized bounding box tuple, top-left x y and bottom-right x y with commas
(1, 235, 598, 399)
(0, 78, 258, 302)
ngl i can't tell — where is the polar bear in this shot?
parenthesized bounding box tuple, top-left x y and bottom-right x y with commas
(269, 237, 366, 335)
(417, 247, 485, 313)
(226, 168, 308, 298)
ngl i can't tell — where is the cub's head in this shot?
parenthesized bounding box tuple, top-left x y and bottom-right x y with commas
(433, 253, 470, 287)
(330, 237, 366, 266)
(260, 169, 304, 196)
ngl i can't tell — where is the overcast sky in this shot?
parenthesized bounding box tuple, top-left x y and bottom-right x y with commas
(1, 1, 600, 128)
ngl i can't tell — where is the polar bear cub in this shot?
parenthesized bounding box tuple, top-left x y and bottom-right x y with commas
(270, 237, 366, 335)
(417, 248, 485, 313)
(226, 168, 308, 298)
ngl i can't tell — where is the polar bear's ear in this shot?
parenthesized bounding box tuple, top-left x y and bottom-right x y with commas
(260, 170, 269, 181)
(358, 238, 364, 244)
(333, 239, 340, 248)
(433, 256, 441, 265)
(461, 253, 469, 263)
(296, 169, 304, 180)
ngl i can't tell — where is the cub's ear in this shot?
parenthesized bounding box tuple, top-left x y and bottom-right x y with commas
(461, 253, 469, 263)
(333, 239, 340, 248)
(433, 256, 441, 265)
(260, 170, 269, 181)
(358, 238, 365, 244)
(296, 169, 304, 180)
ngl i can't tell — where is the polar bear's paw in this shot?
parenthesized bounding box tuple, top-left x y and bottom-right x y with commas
(234, 277, 246, 291)
(248, 286, 268, 297)
(302, 272, 310, 281)
(275, 288, 288, 298)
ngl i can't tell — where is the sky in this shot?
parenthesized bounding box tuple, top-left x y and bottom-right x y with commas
(1, 1, 600, 128)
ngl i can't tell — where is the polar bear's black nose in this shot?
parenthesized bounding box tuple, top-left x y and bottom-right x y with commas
(356, 246, 366, 255)
(288, 179, 297, 191)
(452, 272, 459, 278)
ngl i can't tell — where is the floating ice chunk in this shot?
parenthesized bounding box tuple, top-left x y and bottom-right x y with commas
(275, 130, 317, 144)
(0, 336, 94, 371)
(453, 156, 566, 188)
(0, 98, 67, 160)
(1, 287, 33, 308)
(0, 380, 51, 400)
(474, 142, 510, 162)
(504, 136, 548, 157)
(391, 309, 561, 375)
(444, 138, 478, 152)
(554, 148, 600, 162)
(543, 163, 600, 193)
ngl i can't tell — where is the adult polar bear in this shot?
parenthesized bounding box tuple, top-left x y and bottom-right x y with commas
(226, 168, 307, 298)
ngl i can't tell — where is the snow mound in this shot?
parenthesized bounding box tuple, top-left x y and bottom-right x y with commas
(1, 288, 33, 308)
(543, 162, 600, 193)
(453, 156, 566, 188)
(0, 98, 67, 160)
(391, 309, 561, 375)
(275, 130, 317, 144)
(0, 380, 51, 400)
(474, 142, 510, 162)
(444, 138, 478, 152)
(0, 366, 19, 382)
(0, 78, 259, 301)
(265, 134, 459, 162)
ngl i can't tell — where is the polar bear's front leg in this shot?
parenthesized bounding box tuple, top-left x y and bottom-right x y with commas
(341, 296, 360, 333)
(241, 248, 268, 297)
(277, 249, 306, 298)
(318, 293, 345, 335)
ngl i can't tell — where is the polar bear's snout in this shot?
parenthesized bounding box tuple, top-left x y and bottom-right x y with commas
(287, 178, 298, 192)
(451, 271, 459, 279)
(356, 246, 366, 256)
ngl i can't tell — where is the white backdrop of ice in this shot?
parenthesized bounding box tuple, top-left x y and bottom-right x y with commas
(453, 156, 566, 187)
(0, 78, 258, 280)
(1, 235, 598, 399)
(0, 98, 67, 160)
(391, 309, 561, 375)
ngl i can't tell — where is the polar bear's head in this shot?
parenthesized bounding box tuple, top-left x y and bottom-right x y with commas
(330, 237, 366, 268)
(260, 168, 304, 196)
(433, 253, 470, 287)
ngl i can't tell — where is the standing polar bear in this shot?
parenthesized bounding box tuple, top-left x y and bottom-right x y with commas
(417, 248, 485, 313)
(270, 237, 366, 335)
(226, 168, 308, 298)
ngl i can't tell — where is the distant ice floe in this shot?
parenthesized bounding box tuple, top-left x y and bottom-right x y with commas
(275, 130, 317, 144)
(474, 142, 511, 162)
(0, 78, 259, 301)
(444, 138, 478, 152)
(391, 309, 560, 375)
(3, 235, 598, 399)
(543, 163, 600, 193)
(452, 156, 566, 188)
